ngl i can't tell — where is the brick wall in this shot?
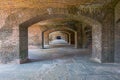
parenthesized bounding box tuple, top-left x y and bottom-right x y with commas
(115, 1, 120, 62)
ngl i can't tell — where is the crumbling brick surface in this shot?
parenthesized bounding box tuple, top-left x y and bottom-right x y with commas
(0, 5, 118, 64)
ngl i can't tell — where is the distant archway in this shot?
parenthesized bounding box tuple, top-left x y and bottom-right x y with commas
(42, 27, 77, 48)
(49, 31, 71, 44)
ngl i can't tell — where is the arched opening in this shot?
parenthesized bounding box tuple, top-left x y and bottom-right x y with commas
(48, 31, 70, 48)
(58, 31, 72, 45)
(49, 31, 69, 44)
(19, 14, 102, 63)
(42, 27, 77, 49)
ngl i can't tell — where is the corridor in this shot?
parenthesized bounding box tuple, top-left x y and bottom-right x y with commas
(0, 0, 120, 80)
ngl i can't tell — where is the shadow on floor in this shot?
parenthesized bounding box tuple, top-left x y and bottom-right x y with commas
(28, 46, 91, 63)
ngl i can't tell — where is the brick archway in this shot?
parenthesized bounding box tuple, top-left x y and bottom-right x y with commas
(19, 14, 102, 63)
(49, 31, 70, 43)
(0, 12, 102, 64)
(42, 27, 77, 49)
(49, 31, 71, 45)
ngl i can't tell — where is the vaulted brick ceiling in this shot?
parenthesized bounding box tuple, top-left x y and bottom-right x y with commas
(35, 18, 71, 25)
(0, 0, 116, 9)
(0, 0, 118, 28)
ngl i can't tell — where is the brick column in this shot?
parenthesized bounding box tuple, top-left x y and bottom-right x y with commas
(69, 34, 71, 45)
(76, 25, 83, 48)
(42, 32, 45, 49)
(115, 20, 120, 62)
(19, 27, 29, 63)
(75, 32, 78, 48)
(101, 10, 115, 63)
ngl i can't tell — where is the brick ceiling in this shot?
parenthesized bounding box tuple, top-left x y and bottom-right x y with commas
(0, 0, 114, 9)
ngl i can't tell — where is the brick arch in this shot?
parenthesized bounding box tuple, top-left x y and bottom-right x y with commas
(49, 30, 74, 44)
(0, 9, 102, 63)
(19, 13, 102, 63)
(55, 31, 72, 44)
(49, 31, 70, 42)
(42, 27, 77, 49)
(50, 31, 73, 45)
(116, 19, 120, 23)
(20, 13, 101, 28)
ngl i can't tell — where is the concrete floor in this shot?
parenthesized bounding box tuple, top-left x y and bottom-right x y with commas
(0, 41, 120, 80)
(50, 39, 68, 44)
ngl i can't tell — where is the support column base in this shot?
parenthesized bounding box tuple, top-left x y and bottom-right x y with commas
(20, 58, 29, 64)
(90, 58, 101, 63)
(0, 59, 20, 64)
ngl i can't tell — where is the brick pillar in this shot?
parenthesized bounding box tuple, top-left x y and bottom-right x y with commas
(44, 32, 49, 46)
(69, 34, 71, 45)
(115, 20, 120, 62)
(42, 32, 45, 49)
(0, 27, 20, 64)
(19, 27, 29, 63)
(76, 25, 83, 48)
(101, 10, 115, 63)
(75, 32, 78, 48)
(92, 24, 102, 63)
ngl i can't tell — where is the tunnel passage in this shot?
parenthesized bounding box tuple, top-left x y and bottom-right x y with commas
(42, 27, 77, 49)
(56, 36, 62, 39)
(47, 31, 69, 48)
(18, 14, 102, 63)
(49, 31, 69, 43)
(48, 31, 72, 48)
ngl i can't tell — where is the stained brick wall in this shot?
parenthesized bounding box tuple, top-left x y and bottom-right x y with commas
(101, 11, 114, 62)
(115, 1, 120, 62)
(28, 25, 42, 46)
(0, 8, 42, 63)
(115, 20, 120, 62)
